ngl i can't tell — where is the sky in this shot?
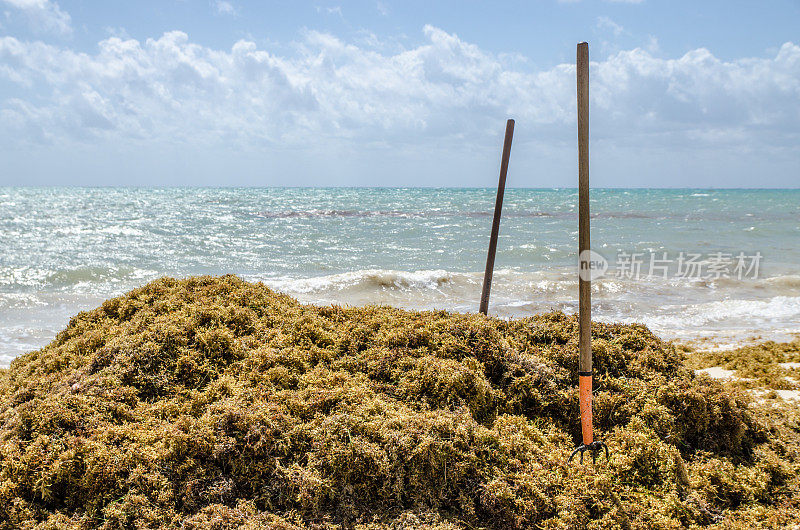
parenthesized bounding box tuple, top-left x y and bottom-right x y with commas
(0, 0, 798, 187)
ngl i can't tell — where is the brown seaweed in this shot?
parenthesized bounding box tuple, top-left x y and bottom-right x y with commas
(0, 276, 797, 528)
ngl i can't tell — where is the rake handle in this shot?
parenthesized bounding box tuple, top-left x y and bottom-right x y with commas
(577, 42, 592, 446)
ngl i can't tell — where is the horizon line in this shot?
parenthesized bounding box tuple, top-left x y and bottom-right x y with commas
(1, 185, 799, 191)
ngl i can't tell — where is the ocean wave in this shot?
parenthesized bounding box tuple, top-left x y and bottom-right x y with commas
(252, 209, 673, 220)
(262, 269, 800, 299)
(254, 209, 560, 219)
(758, 275, 800, 289)
(259, 270, 800, 343)
(616, 296, 800, 332)
(249, 208, 795, 222)
(0, 265, 159, 290)
(53, 226, 145, 237)
(264, 269, 473, 294)
(708, 275, 800, 294)
(591, 212, 654, 219)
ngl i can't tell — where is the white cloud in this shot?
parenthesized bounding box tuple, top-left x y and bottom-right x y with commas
(645, 35, 659, 53)
(104, 26, 131, 40)
(212, 0, 237, 16)
(596, 16, 624, 37)
(0, 27, 797, 161)
(1, 0, 71, 35)
(316, 5, 343, 17)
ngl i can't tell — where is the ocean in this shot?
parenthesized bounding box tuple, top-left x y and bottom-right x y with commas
(1, 187, 798, 365)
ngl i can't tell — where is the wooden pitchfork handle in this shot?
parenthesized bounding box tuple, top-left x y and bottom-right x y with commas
(570, 42, 609, 465)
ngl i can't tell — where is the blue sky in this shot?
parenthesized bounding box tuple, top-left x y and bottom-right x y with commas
(0, 0, 798, 187)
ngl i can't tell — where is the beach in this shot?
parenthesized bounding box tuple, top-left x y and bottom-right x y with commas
(3, 187, 800, 526)
(1, 0, 798, 524)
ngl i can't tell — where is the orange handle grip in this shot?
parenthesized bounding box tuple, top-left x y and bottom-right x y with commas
(579, 375, 593, 445)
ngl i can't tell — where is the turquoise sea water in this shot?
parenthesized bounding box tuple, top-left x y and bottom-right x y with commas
(1, 187, 798, 364)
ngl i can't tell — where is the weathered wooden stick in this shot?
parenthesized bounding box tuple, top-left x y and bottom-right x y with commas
(479, 119, 515, 315)
(577, 42, 592, 445)
(570, 42, 608, 464)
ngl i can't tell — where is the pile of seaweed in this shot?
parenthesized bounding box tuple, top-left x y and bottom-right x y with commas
(686, 340, 800, 390)
(0, 276, 798, 529)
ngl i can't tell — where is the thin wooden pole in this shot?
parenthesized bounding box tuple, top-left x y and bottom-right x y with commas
(570, 41, 608, 464)
(577, 42, 593, 446)
(479, 119, 515, 315)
